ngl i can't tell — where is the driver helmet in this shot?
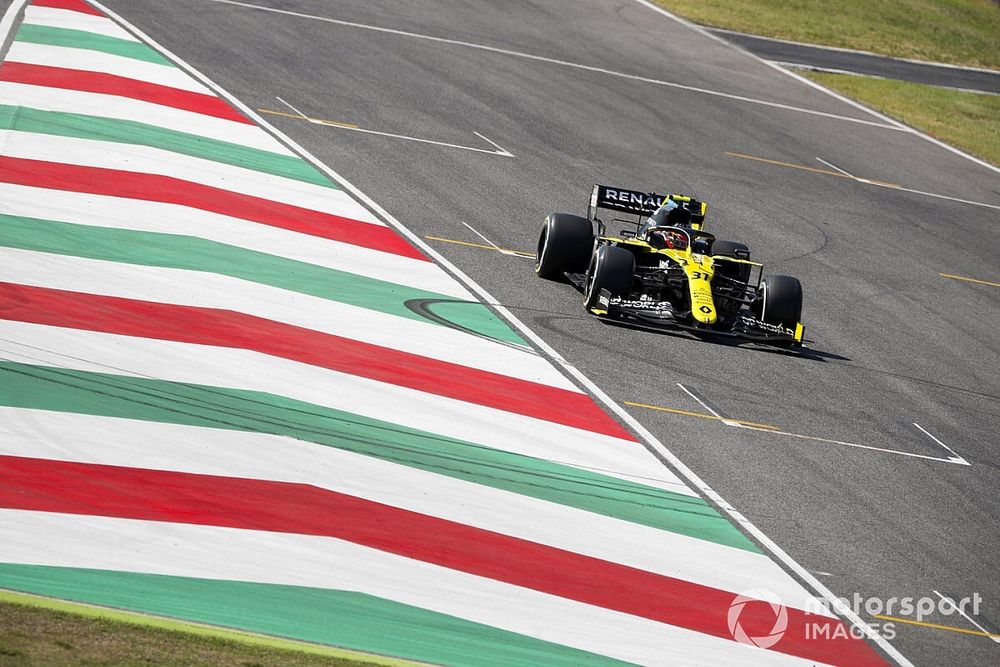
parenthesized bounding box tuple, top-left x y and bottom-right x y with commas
(649, 228, 689, 250)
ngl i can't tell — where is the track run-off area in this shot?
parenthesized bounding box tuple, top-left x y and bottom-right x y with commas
(1, 0, 998, 665)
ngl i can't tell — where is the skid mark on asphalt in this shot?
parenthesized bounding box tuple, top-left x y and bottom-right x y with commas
(727, 151, 1000, 211)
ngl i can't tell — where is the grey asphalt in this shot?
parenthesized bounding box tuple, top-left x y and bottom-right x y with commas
(99, 1, 1000, 664)
(706, 27, 1000, 95)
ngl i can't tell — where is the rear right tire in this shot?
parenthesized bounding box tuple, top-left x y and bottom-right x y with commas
(711, 240, 751, 283)
(535, 213, 594, 280)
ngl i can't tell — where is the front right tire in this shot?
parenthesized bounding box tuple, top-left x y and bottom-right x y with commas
(760, 275, 803, 329)
(584, 245, 635, 311)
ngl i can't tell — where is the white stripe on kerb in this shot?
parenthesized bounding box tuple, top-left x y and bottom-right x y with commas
(0, 248, 570, 389)
(22, 5, 137, 41)
(0, 511, 827, 667)
(0, 321, 692, 495)
(0, 82, 294, 154)
(5, 41, 211, 93)
(0, 407, 832, 614)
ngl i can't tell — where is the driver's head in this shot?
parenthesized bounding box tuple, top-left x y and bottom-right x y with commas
(649, 229, 688, 250)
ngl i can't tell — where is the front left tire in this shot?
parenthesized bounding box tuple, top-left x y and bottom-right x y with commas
(535, 213, 594, 280)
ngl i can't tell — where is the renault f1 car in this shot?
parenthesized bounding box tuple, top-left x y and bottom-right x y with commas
(535, 184, 805, 347)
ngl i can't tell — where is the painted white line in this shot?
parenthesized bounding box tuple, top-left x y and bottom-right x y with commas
(0, 0, 28, 53)
(319, 124, 514, 156)
(913, 423, 968, 466)
(208, 0, 905, 133)
(309, 118, 514, 157)
(676, 383, 741, 428)
(459, 220, 502, 252)
(473, 131, 515, 158)
(454, 222, 537, 257)
(275, 94, 309, 119)
(933, 591, 1000, 644)
(812, 157, 1000, 211)
(676, 383, 965, 465)
(633, 0, 1000, 179)
(816, 157, 854, 178)
(737, 423, 970, 465)
(85, 4, 877, 663)
(861, 180, 1000, 212)
(270, 104, 515, 157)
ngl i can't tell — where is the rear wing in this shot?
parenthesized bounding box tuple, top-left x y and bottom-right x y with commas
(587, 184, 707, 230)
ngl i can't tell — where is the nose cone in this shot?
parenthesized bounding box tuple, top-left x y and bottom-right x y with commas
(687, 257, 717, 324)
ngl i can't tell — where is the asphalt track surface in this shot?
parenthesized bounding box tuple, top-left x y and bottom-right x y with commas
(92, 0, 1000, 664)
(705, 27, 1000, 95)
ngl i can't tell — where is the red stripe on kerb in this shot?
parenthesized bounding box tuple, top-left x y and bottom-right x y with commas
(0, 455, 887, 667)
(0, 282, 634, 440)
(0, 63, 250, 124)
(0, 156, 427, 260)
(32, 0, 102, 16)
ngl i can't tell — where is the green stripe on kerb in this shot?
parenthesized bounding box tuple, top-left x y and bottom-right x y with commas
(0, 362, 758, 551)
(0, 215, 523, 346)
(0, 590, 421, 667)
(15, 25, 171, 65)
(0, 105, 333, 188)
(0, 565, 630, 667)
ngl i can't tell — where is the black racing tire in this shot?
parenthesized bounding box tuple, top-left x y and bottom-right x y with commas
(584, 245, 635, 311)
(711, 240, 751, 282)
(535, 213, 594, 280)
(760, 275, 803, 329)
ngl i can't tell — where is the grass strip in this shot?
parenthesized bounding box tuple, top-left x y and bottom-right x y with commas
(0, 590, 395, 667)
(652, 0, 1000, 70)
(804, 71, 1000, 167)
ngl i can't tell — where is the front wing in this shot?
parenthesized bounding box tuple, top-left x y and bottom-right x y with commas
(567, 273, 805, 347)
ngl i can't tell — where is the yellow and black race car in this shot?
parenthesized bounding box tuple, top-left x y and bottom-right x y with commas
(535, 184, 805, 347)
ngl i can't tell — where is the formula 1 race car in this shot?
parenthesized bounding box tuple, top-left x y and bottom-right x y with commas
(535, 184, 805, 347)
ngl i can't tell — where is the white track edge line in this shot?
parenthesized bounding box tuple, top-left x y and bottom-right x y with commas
(78, 1, 910, 664)
(633, 0, 1000, 178)
(0, 0, 27, 58)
